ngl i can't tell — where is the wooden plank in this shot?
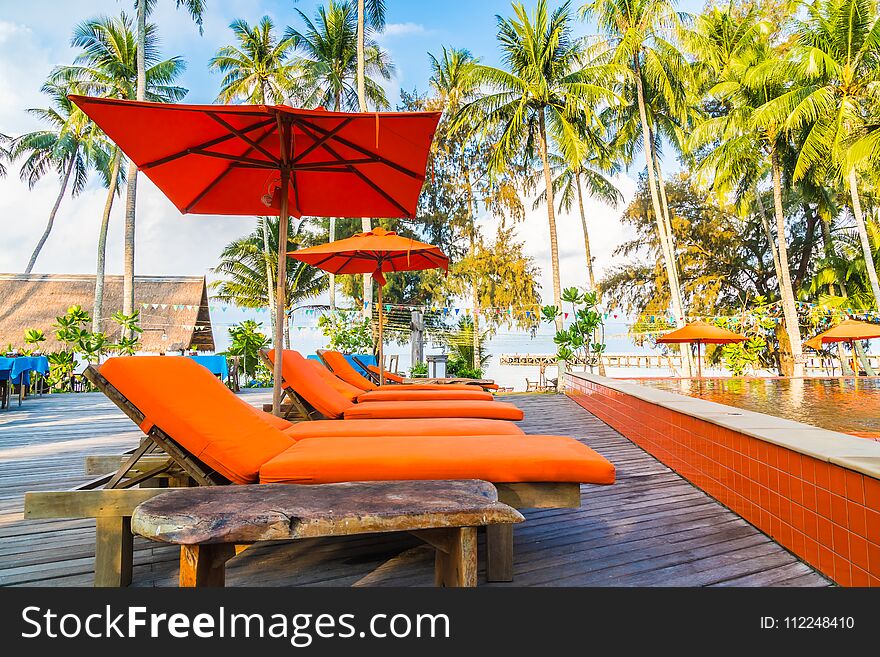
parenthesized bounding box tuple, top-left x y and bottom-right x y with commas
(495, 482, 580, 509)
(94, 516, 133, 587)
(434, 527, 477, 587)
(486, 523, 514, 582)
(179, 544, 236, 587)
(24, 489, 168, 519)
(132, 481, 523, 545)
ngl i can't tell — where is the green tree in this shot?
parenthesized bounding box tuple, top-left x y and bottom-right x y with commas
(210, 16, 295, 104)
(457, 0, 612, 381)
(211, 15, 298, 335)
(123, 0, 205, 332)
(52, 13, 186, 332)
(10, 85, 108, 274)
(760, 0, 880, 307)
(286, 0, 393, 311)
(581, 0, 695, 374)
(225, 320, 271, 383)
(211, 217, 327, 348)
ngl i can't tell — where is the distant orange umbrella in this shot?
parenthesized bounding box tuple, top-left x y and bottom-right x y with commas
(656, 320, 747, 377)
(290, 227, 449, 384)
(804, 319, 880, 376)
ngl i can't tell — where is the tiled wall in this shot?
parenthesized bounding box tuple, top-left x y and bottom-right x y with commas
(566, 375, 880, 587)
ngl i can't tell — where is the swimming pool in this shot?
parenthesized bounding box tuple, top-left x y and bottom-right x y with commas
(628, 377, 880, 440)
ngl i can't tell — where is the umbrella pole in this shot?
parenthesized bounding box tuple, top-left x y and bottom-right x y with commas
(697, 342, 702, 378)
(852, 340, 859, 378)
(377, 285, 385, 386)
(272, 168, 290, 416)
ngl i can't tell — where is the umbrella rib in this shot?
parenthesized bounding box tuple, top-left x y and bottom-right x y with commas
(183, 124, 278, 213)
(291, 117, 355, 164)
(207, 112, 281, 165)
(141, 118, 276, 170)
(191, 149, 278, 168)
(295, 117, 425, 180)
(295, 121, 412, 217)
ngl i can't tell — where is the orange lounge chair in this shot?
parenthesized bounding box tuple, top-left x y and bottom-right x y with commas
(304, 358, 494, 403)
(270, 350, 525, 421)
(319, 349, 485, 392)
(95, 356, 614, 488)
(363, 363, 500, 391)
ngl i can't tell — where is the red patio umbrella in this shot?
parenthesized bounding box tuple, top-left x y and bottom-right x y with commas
(290, 227, 449, 384)
(656, 320, 747, 377)
(71, 95, 441, 414)
(804, 319, 880, 376)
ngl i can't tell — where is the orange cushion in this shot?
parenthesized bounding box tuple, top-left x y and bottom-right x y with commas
(305, 359, 361, 402)
(267, 349, 353, 419)
(356, 388, 494, 402)
(99, 357, 295, 484)
(282, 417, 524, 439)
(376, 369, 405, 383)
(342, 399, 523, 421)
(318, 350, 377, 391)
(260, 434, 615, 485)
(374, 383, 480, 391)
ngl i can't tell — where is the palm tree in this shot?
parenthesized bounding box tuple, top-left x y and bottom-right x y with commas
(0, 133, 11, 178)
(123, 0, 205, 332)
(581, 0, 695, 374)
(211, 217, 327, 348)
(456, 0, 613, 380)
(760, 0, 880, 308)
(685, 5, 807, 375)
(10, 85, 108, 274)
(429, 46, 486, 369)
(287, 0, 393, 313)
(211, 15, 295, 333)
(52, 13, 186, 331)
(354, 0, 386, 319)
(210, 16, 295, 104)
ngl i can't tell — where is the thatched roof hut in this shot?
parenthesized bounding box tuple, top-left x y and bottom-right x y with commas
(0, 274, 215, 353)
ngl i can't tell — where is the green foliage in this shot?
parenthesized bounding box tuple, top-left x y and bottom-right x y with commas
(224, 320, 271, 385)
(542, 287, 606, 371)
(442, 316, 490, 374)
(409, 361, 428, 377)
(318, 311, 374, 354)
(721, 336, 768, 376)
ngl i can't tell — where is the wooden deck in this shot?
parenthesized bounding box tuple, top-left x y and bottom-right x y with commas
(0, 390, 830, 587)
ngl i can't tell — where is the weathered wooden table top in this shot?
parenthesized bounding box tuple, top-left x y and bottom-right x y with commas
(131, 480, 524, 545)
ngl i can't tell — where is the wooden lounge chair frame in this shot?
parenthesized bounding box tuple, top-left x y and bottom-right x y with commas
(347, 353, 496, 389)
(24, 365, 581, 587)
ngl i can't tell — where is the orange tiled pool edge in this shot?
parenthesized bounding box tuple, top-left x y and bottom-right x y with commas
(566, 373, 880, 587)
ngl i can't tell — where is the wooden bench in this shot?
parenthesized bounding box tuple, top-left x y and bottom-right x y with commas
(131, 480, 524, 587)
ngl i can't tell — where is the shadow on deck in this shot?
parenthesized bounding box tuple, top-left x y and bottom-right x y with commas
(0, 390, 830, 587)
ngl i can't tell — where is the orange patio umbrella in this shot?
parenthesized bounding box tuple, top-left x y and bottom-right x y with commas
(656, 320, 747, 378)
(70, 95, 440, 414)
(290, 227, 449, 384)
(804, 319, 880, 376)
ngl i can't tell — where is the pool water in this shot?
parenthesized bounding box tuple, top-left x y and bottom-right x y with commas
(628, 377, 880, 440)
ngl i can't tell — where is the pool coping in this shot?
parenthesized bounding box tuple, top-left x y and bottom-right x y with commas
(567, 372, 880, 481)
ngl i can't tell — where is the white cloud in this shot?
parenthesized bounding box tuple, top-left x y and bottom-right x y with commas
(380, 22, 429, 38)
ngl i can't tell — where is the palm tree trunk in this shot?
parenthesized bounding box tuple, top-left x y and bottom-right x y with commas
(854, 340, 876, 376)
(355, 0, 372, 319)
(847, 169, 880, 307)
(464, 172, 481, 371)
(575, 173, 606, 376)
(24, 149, 76, 274)
(122, 0, 148, 334)
(754, 185, 785, 288)
(328, 218, 337, 310)
(837, 342, 854, 375)
(633, 60, 691, 376)
(262, 217, 276, 337)
(93, 148, 122, 333)
(770, 147, 804, 376)
(537, 109, 564, 385)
